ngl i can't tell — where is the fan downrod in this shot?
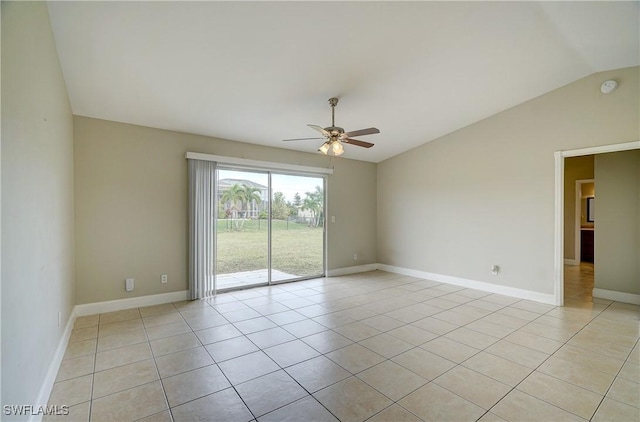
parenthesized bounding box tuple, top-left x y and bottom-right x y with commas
(328, 97, 339, 128)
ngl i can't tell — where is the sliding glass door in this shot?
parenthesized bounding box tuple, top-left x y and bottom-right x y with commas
(271, 174, 325, 282)
(216, 168, 269, 290)
(215, 167, 325, 291)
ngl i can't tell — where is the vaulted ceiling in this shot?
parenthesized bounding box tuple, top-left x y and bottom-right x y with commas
(47, 1, 639, 162)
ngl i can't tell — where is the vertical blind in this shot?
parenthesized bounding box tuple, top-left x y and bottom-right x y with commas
(188, 159, 217, 299)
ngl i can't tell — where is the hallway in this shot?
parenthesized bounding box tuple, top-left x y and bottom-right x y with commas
(564, 263, 595, 303)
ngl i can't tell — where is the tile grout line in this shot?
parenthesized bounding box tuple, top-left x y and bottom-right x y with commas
(150, 309, 174, 422)
(587, 335, 640, 420)
(88, 317, 98, 422)
(480, 300, 617, 421)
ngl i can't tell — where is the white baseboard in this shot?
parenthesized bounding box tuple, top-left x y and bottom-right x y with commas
(328, 263, 556, 305)
(31, 308, 77, 422)
(564, 259, 579, 266)
(593, 288, 640, 305)
(74, 290, 189, 316)
(377, 264, 557, 305)
(327, 264, 378, 277)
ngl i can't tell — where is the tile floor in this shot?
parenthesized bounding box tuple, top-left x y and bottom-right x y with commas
(47, 269, 639, 421)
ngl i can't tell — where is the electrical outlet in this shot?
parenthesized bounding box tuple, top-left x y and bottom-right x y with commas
(125, 278, 134, 291)
(491, 265, 500, 275)
(161, 274, 168, 284)
(354, 253, 358, 261)
(331, 216, 336, 223)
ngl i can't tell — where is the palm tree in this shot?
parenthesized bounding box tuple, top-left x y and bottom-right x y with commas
(241, 185, 262, 219)
(302, 186, 324, 227)
(220, 183, 245, 230)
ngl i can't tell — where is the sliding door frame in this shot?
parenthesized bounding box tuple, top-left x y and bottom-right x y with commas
(190, 152, 332, 293)
(268, 170, 328, 286)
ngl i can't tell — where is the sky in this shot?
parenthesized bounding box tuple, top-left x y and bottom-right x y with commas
(218, 169, 323, 203)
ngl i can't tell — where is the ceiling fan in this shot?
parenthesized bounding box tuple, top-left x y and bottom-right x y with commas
(283, 97, 379, 156)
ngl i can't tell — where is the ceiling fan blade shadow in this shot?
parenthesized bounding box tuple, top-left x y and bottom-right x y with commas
(343, 138, 374, 148)
(308, 124, 330, 136)
(282, 137, 325, 142)
(344, 127, 380, 138)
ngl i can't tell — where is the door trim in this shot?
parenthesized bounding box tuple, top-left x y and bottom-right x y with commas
(554, 140, 640, 306)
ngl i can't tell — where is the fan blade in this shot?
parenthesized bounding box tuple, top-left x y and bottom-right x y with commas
(344, 127, 380, 138)
(282, 137, 325, 142)
(344, 138, 374, 148)
(308, 124, 330, 136)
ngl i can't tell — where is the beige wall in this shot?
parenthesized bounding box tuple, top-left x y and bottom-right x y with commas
(74, 117, 377, 304)
(1, 1, 75, 413)
(594, 150, 640, 295)
(564, 156, 594, 259)
(378, 66, 639, 296)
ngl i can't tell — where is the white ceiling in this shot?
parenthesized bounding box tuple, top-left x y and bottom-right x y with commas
(47, 1, 639, 163)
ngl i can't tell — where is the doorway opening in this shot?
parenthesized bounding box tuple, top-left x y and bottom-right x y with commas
(562, 154, 596, 302)
(554, 140, 640, 306)
(565, 178, 595, 302)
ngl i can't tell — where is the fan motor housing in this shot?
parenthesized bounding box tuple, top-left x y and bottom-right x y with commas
(325, 126, 345, 135)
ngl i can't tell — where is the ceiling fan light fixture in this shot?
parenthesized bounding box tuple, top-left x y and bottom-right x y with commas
(283, 97, 378, 157)
(332, 140, 344, 155)
(318, 141, 331, 154)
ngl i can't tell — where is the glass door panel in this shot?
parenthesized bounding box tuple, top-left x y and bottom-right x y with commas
(270, 174, 325, 282)
(216, 168, 269, 290)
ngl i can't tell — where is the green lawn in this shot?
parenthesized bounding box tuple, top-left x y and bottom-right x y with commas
(216, 219, 324, 276)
